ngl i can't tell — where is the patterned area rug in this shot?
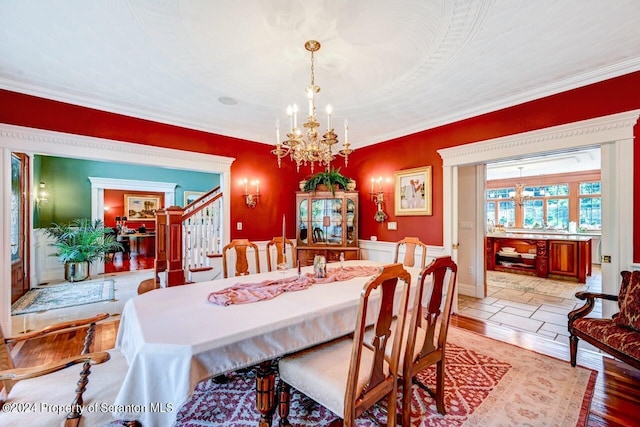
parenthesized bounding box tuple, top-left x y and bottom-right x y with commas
(172, 327, 596, 427)
(11, 279, 115, 315)
(487, 270, 588, 299)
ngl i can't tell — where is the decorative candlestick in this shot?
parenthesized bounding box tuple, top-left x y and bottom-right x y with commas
(282, 215, 286, 257)
(297, 260, 302, 281)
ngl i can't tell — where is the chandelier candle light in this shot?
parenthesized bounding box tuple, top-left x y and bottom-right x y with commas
(272, 40, 353, 172)
(510, 166, 533, 207)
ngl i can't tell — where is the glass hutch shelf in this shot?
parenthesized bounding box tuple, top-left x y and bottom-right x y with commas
(296, 190, 359, 266)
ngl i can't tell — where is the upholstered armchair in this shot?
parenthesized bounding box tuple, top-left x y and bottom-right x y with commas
(568, 270, 640, 370)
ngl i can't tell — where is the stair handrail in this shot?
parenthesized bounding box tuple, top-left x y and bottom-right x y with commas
(155, 186, 223, 287)
(183, 186, 222, 221)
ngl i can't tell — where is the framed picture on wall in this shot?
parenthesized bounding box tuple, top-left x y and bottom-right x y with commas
(394, 166, 432, 216)
(124, 194, 161, 220)
(184, 191, 204, 206)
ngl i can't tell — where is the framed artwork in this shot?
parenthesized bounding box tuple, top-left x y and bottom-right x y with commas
(184, 191, 204, 205)
(124, 194, 161, 220)
(394, 166, 432, 216)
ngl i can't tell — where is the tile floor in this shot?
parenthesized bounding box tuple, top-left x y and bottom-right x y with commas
(457, 266, 603, 353)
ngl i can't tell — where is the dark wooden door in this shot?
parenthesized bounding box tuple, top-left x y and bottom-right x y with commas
(11, 153, 30, 303)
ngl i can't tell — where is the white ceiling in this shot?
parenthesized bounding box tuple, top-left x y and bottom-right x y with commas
(486, 147, 601, 180)
(1, 0, 639, 152)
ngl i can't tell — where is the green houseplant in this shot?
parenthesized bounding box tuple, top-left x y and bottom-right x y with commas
(303, 167, 352, 195)
(43, 218, 123, 282)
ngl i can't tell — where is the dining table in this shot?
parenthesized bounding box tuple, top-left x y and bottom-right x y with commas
(112, 260, 423, 427)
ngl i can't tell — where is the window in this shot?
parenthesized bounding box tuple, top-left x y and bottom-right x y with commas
(579, 182, 601, 230)
(497, 201, 515, 226)
(546, 198, 569, 229)
(523, 199, 544, 228)
(486, 188, 515, 227)
(487, 182, 578, 230)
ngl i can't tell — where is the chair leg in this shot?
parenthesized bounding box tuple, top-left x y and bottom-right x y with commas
(435, 359, 446, 415)
(402, 377, 412, 427)
(569, 335, 578, 367)
(386, 387, 397, 427)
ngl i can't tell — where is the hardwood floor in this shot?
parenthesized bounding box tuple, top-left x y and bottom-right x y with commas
(104, 253, 154, 274)
(9, 315, 639, 426)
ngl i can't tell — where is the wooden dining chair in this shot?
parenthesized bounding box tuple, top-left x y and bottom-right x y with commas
(277, 263, 412, 426)
(0, 313, 139, 426)
(222, 239, 260, 278)
(265, 236, 296, 272)
(393, 237, 427, 269)
(399, 255, 458, 424)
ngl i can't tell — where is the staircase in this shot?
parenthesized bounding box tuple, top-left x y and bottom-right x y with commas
(154, 186, 224, 287)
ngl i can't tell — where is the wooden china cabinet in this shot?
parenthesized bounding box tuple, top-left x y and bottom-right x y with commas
(295, 190, 359, 266)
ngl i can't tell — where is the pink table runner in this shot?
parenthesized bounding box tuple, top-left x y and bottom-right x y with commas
(207, 265, 381, 306)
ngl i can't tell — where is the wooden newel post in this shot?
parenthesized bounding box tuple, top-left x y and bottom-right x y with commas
(155, 208, 167, 285)
(165, 206, 186, 286)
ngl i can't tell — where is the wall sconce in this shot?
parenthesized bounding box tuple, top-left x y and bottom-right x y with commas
(370, 176, 389, 222)
(35, 181, 48, 207)
(241, 178, 260, 208)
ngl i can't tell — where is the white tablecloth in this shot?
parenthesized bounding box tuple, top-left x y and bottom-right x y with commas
(113, 260, 421, 426)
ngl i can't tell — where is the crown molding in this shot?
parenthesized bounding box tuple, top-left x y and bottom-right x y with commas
(438, 109, 640, 166)
(0, 124, 234, 173)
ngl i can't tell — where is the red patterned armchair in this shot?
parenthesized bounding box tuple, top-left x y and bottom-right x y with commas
(568, 270, 640, 370)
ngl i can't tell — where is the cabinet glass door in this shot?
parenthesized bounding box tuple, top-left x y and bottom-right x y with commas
(346, 198, 356, 244)
(311, 198, 343, 245)
(298, 198, 309, 244)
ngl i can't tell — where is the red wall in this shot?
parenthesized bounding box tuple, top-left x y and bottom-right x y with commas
(350, 71, 640, 255)
(0, 89, 300, 241)
(2, 70, 640, 258)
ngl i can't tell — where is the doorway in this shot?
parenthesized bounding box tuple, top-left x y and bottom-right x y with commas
(0, 124, 234, 333)
(439, 110, 637, 321)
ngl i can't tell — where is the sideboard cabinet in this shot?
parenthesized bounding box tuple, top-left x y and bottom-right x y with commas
(486, 233, 592, 283)
(295, 190, 359, 266)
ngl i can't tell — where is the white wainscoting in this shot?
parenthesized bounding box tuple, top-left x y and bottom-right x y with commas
(34, 229, 66, 285)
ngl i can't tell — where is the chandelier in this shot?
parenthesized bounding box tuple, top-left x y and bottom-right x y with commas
(510, 167, 533, 206)
(272, 40, 353, 172)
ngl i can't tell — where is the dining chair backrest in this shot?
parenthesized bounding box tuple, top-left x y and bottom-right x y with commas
(222, 239, 260, 278)
(345, 263, 412, 423)
(401, 255, 458, 423)
(265, 237, 296, 272)
(393, 237, 427, 269)
(277, 263, 412, 426)
(0, 313, 140, 426)
(1, 313, 108, 394)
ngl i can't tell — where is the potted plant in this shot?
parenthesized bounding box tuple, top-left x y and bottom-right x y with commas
(43, 218, 123, 282)
(303, 167, 352, 195)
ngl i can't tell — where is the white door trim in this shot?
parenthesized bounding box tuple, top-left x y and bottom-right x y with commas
(0, 123, 235, 332)
(438, 109, 640, 317)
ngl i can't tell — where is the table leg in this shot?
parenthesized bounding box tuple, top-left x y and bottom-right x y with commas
(277, 379, 292, 427)
(256, 361, 276, 427)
